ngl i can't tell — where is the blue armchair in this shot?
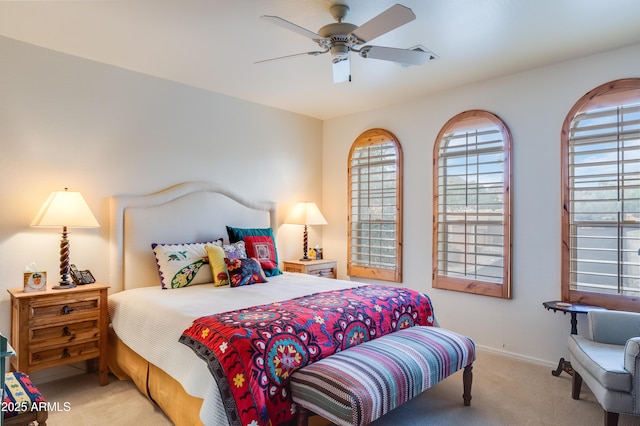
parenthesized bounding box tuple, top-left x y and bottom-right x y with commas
(568, 310, 640, 426)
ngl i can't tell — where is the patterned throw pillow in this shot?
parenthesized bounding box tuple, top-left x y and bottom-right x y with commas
(224, 257, 267, 287)
(226, 226, 282, 276)
(152, 240, 221, 289)
(206, 241, 247, 287)
(244, 235, 277, 270)
(222, 240, 247, 260)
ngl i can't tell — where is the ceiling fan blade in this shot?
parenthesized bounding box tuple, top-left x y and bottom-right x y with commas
(350, 4, 416, 44)
(261, 15, 324, 42)
(255, 50, 328, 64)
(359, 45, 436, 65)
(332, 56, 351, 83)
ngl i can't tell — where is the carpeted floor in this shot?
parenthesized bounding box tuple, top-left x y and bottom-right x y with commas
(35, 349, 640, 426)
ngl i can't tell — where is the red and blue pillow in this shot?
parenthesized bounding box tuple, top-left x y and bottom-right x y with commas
(224, 257, 268, 287)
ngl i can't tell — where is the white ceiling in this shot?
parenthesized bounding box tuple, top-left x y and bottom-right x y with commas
(2, 0, 640, 120)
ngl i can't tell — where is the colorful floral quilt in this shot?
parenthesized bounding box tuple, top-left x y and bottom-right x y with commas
(179, 284, 435, 426)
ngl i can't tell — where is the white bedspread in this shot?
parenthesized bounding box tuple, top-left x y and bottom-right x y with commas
(108, 272, 360, 426)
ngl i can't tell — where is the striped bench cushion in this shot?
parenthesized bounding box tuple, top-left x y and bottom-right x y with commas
(290, 326, 476, 426)
(3, 372, 47, 419)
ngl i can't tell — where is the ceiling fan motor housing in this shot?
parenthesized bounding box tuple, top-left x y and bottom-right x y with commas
(317, 22, 359, 61)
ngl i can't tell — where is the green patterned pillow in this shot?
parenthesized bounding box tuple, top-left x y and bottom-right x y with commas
(152, 240, 221, 289)
(226, 226, 282, 276)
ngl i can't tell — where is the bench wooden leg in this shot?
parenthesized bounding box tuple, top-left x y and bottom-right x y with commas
(296, 405, 310, 426)
(463, 363, 473, 406)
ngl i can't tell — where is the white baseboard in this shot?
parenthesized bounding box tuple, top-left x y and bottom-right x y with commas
(476, 345, 557, 368)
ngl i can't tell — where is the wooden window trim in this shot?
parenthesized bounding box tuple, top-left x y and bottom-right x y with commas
(561, 78, 640, 312)
(432, 110, 513, 298)
(348, 128, 403, 282)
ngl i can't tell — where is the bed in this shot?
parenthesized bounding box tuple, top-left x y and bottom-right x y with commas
(107, 182, 435, 426)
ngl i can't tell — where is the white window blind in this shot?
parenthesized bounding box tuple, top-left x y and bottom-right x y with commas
(350, 141, 398, 271)
(568, 103, 640, 296)
(436, 127, 506, 284)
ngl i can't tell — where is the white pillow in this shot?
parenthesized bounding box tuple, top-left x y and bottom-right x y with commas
(152, 240, 222, 289)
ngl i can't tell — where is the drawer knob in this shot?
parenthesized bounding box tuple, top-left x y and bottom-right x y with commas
(62, 326, 71, 336)
(61, 305, 74, 315)
(62, 348, 70, 358)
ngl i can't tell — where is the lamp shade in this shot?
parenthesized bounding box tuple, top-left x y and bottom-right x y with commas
(32, 189, 99, 228)
(285, 202, 328, 226)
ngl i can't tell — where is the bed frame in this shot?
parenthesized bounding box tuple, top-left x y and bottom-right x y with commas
(107, 181, 277, 425)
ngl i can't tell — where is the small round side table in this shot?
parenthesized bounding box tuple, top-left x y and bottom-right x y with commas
(543, 300, 606, 376)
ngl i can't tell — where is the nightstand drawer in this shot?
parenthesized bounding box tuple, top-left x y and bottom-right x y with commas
(30, 319, 100, 347)
(28, 291, 101, 326)
(30, 340, 100, 369)
(284, 264, 305, 274)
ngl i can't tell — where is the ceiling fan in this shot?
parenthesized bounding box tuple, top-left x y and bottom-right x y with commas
(257, 3, 436, 83)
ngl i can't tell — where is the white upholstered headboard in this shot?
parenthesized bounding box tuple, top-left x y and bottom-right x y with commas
(109, 181, 277, 293)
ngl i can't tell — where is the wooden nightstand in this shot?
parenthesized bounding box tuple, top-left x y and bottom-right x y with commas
(8, 283, 110, 385)
(282, 259, 337, 279)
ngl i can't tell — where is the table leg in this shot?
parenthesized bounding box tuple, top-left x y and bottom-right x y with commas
(551, 357, 574, 377)
(570, 312, 578, 335)
(551, 313, 579, 376)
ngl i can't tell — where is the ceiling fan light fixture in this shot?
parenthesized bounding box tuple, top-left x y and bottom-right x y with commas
(331, 43, 350, 61)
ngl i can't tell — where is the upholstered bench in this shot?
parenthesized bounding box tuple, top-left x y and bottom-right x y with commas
(3, 371, 48, 426)
(291, 326, 476, 426)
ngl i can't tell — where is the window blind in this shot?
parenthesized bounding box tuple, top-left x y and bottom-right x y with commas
(350, 141, 398, 270)
(436, 127, 505, 284)
(569, 103, 640, 296)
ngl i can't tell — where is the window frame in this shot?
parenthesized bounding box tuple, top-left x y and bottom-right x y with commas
(561, 78, 640, 312)
(432, 110, 513, 298)
(347, 128, 403, 282)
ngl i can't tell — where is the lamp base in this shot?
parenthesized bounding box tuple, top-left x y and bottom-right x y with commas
(299, 257, 312, 262)
(55, 227, 75, 290)
(52, 283, 76, 290)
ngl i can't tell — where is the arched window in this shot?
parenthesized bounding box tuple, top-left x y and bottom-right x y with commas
(433, 110, 513, 298)
(561, 78, 640, 311)
(348, 128, 403, 282)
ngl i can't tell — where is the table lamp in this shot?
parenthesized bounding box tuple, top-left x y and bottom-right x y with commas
(285, 202, 327, 261)
(32, 188, 100, 289)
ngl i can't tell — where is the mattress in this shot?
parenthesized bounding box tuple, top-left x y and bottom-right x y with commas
(108, 272, 360, 425)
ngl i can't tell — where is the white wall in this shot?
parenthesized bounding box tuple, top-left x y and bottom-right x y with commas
(0, 36, 323, 345)
(2, 33, 638, 372)
(322, 42, 640, 365)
